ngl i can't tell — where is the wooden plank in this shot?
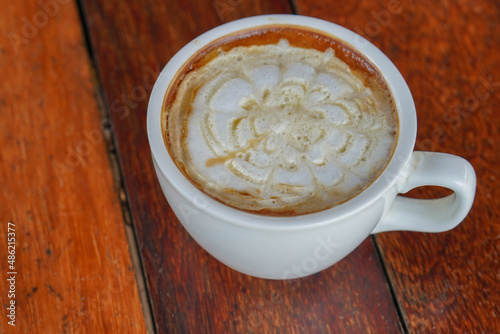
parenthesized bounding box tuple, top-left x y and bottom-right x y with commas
(0, 0, 147, 332)
(294, 0, 500, 332)
(80, 0, 403, 332)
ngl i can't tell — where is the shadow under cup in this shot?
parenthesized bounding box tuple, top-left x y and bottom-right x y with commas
(147, 15, 476, 279)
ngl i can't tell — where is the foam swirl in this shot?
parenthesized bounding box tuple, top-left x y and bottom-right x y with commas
(167, 39, 398, 215)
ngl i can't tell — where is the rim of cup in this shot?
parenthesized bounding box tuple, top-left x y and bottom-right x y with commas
(147, 14, 416, 231)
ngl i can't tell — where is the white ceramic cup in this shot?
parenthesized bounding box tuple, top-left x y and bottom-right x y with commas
(147, 15, 476, 279)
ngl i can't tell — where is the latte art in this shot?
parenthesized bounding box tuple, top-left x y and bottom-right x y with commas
(165, 32, 398, 215)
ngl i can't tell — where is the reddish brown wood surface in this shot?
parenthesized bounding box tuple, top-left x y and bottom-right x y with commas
(295, 0, 500, 332)
(80, 0, 403, 332)
(0, 0, 147, 332)
(5, 0, 496, 332)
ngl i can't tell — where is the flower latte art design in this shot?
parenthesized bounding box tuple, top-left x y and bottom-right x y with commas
(166, 38, 398, 215)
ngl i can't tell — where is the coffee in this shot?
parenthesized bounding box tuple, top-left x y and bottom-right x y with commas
(162, 26, 398, 216)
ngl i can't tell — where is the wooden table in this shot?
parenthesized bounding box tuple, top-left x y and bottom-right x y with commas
(1, 0, 499, 332)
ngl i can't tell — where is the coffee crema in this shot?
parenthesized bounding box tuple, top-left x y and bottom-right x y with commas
(163, 26, 398, 216)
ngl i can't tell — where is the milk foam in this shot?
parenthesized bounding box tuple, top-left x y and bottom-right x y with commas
(167, 39, 398, 215)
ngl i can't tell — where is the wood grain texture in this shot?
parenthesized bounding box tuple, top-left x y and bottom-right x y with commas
(0, 0, 147, 332)
(294, 0, 500, 332)
(80, 0, 403, 332)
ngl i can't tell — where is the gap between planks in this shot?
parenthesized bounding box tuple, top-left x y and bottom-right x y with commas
(75, 1, 156, 333)
(372, 236, 409, 334)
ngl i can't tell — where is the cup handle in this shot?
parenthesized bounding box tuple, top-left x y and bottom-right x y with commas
(372, 151, 476, 233)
